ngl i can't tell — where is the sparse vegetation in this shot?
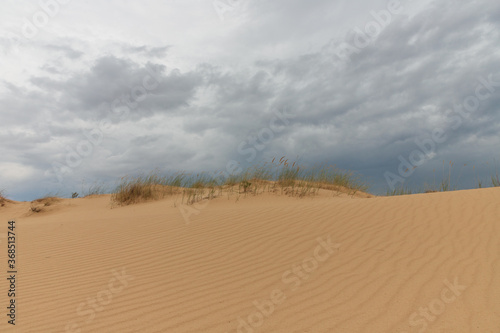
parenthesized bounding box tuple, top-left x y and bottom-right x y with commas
(240, 180, 252, 193)
(111, 173, 179, 206)
(492, 164, 500, 187)
(81, 180, 108, 197)
(386, 185, 415, 196)
(492, 175, 500, 187)
(386, 159, 500, 195)
(32, 196, 61, 206)
(111, 157, 369, 206)
(0, 190, 9, 207)
(30, 196, 61, 213)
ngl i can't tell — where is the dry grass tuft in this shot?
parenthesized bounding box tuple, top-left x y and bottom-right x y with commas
(111, 173, 181, 206)
(32, 196, 61, 206)
(111, 158, 370, 206)
(0, 190, 11, 207)
(30, 196, 61, 213)
(492, 171, 500, 187)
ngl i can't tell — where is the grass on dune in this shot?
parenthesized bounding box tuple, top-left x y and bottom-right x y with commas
(0, 190, 9, 207)
(386, 159, 500, 196)
(111, 157, 369, 206)
(30, 196, 61, 213)
(0, 190, 63, 212)
(492, 175, 500, 187)
(80, 180, 109, 197)
(492, 168, 500, 187)
(386, 186, 415, 196)
(111, 173, 182, 205)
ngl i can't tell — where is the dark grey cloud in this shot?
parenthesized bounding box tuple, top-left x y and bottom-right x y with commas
(30, 56, 203, 122)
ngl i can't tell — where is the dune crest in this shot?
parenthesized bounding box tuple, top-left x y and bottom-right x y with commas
(0, 188, 499, 332)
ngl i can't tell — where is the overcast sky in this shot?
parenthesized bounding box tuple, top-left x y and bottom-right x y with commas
(1, 0, 499, 200)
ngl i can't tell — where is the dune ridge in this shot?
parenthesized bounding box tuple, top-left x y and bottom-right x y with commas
(0, 188, 499, 332)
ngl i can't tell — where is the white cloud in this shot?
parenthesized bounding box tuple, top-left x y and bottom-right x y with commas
(0, 163, 37, 183)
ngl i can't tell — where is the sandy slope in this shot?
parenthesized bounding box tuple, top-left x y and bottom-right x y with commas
(0, 188, 499, 333)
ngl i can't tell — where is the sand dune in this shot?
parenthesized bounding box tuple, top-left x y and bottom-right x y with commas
(0, 188, 499, 332)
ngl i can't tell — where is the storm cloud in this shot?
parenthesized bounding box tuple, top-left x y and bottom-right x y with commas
(1, 0, 499, 200)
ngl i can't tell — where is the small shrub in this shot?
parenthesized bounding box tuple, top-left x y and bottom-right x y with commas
(240, 180, 252, 193)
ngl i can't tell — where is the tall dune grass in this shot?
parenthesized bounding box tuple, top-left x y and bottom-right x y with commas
(492, 162, 500, 187)
(111, 157, 368, 205)
(111, 173, 181, 205)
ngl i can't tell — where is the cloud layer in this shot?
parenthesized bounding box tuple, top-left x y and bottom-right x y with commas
(1, 0, 499, 200)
